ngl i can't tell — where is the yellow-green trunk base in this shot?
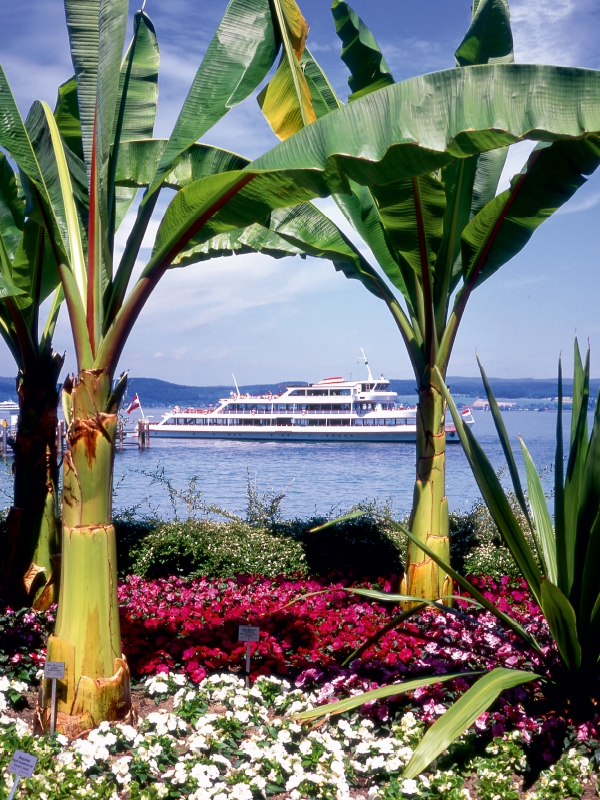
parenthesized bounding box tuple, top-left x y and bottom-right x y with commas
(39, 636, 131, 737)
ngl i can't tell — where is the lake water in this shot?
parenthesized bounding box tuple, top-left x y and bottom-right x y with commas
(99, 408, 570, 520)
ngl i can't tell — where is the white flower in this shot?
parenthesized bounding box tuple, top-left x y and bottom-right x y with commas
(299, 740, 312, 755)
(330, 760, 345, 777)
(111, 756, 132, 785)
(277, 729, 292, 743)
(229, 784, 253, 800)
(172, 673, 187, 686)
(401, 778, 419, 795)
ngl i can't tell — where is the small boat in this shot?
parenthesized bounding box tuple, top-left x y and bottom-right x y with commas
(149, 362, 474, 443)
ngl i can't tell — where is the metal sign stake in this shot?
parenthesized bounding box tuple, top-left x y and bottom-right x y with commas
(7, 775, 20, 800)
(44, 660, 65, 735)
(245, 642, 251, 688)
(50, 677, 57, 735)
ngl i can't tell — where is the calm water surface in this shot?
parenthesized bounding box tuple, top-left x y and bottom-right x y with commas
(99, 409, 571, 519)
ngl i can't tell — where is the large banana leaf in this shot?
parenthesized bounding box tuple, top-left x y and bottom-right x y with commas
(115, 140, 250, 190)
(64, 0, 128, 182)
(454, 0, 512, 67)
(330, 0, 394, 101)
(403, 668, 538, 779)
(257, 0, 316, 140)
(54, 77, 83, 161)
(301, 48, 341, 118)
(0, 154, 24, 259)
(96, 63, 600, 373)
(461, 138, 600, 290)
(148, 0, 280, 195)
(111, 10, 160, 231)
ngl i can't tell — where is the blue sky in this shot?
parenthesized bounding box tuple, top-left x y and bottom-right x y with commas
(3, 0, 600, 385)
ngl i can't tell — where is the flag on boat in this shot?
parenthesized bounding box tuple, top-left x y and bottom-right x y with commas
(126, 394, 141, 414)
(461, 408, 471, 416)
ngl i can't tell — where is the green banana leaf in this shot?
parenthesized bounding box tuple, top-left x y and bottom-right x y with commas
(257, 0, 316, 140)
(0, 154, 24, 259)
(403, 668, 538, 779)
(461, 138, 600, 290)
(454, 0, 512, 67)
(64, 0, 128, 183)
(54, 77, 83, 161)
(148, 0, 279, 195)
(301, 48, 341, 118)
(116, 140, 250, 190)
(330, 0, 394, 101)
(111, 10, 160, 231)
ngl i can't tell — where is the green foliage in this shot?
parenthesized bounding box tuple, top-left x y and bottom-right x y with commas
(449, 492, 537, 580)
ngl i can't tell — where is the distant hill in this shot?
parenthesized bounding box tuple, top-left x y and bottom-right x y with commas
(0, 376, 16, 401)
(0, 374, 594, 407)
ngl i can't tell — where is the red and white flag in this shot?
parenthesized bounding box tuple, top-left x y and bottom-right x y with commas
(126, 394, 141, 415)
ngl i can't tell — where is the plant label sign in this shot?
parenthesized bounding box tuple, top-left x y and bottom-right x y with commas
(8, 750, 37, 777)
(44, 661, 65, 679)
(238, 625, 260, 643)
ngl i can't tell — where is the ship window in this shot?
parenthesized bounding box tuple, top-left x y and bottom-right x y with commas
(330, 389, 351, 396)
(375, 383, 388, 390)
(354, 419, 363, 426)
(164, 418, 175, 425)
(289, 389, 306, 396)
(361, 383, 373, 392)
(185, 418, 196, 425)
(307, 389, 328, 396)
(396, 419, 404, 426)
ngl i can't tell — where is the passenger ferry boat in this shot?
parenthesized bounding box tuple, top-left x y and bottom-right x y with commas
(148, 364, 474, 443)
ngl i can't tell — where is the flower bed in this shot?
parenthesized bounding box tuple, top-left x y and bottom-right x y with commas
(0, 671, 598, 800)
(0, 574, 599, 798)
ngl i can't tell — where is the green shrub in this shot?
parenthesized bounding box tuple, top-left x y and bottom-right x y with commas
(119, 517, 307, 579)
(449, 493, 538, 581)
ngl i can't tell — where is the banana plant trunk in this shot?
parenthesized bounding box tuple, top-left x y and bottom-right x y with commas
(42, 369, 131, 737)
(2, 351, 63, 608)
(400, 376, 451, 601)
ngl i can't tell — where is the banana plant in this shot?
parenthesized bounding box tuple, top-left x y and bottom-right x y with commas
(255, 0, 600, 603)
(0, 156, 64, 610)
(4, 0, 600, 735)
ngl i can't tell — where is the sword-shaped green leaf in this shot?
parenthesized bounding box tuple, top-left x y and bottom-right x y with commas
(403, 668, 538, 779)
(293, 672, 479, 722)
(540, 579, 581, 673)
(520, 437, 557, 582)
(438, 367, 543, 605)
